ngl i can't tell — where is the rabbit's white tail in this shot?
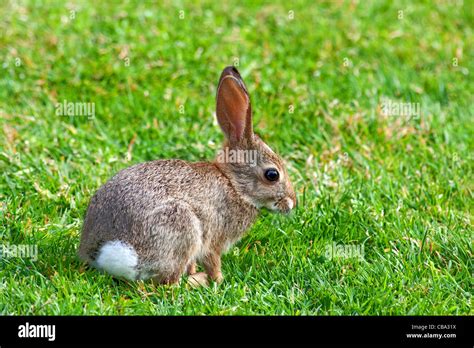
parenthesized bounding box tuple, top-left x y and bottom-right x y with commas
(95, 240, 138, 280)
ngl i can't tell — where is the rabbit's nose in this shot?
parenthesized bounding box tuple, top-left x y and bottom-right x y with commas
(287, 185, 297, 209)
(283, 196, 296, 212)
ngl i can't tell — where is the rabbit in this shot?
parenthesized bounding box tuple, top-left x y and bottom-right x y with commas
(78, 66, 296, 286)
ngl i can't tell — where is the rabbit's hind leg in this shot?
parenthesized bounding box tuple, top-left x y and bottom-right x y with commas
(188, 272, 209, 287)
(186, 261, 197, 275)
(140, 202, 204, 286)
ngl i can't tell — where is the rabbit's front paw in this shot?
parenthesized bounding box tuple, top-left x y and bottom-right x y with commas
(213, 272, 224, 284)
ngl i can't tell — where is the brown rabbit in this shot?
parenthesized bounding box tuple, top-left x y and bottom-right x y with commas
(79, 66, 296, 286)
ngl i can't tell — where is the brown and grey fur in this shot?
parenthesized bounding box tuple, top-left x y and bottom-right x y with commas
(78, 66, 296, 286)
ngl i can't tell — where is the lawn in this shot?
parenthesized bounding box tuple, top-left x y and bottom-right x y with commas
(0, 0, 472, 315)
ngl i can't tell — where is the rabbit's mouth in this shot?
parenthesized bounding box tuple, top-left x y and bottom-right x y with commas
(271, 197, 295, 214)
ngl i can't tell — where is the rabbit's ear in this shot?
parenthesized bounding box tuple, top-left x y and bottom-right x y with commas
(216, 66, 253, 145)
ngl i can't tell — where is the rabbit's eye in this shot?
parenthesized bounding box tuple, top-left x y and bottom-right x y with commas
(264, 168, 279, 182)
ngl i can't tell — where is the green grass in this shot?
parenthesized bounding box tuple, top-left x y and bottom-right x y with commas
(0, 0, 472, 315)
